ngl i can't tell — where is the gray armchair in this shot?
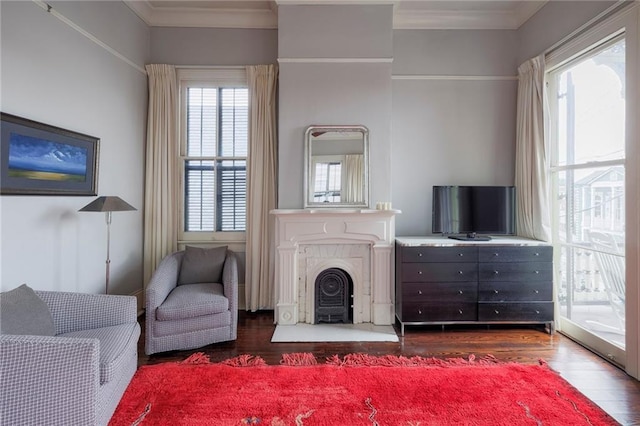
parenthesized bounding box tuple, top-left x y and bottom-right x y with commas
(145, 246, 238, 355)
(0, 290, 140, 426)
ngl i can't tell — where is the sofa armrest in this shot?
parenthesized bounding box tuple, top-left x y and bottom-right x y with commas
(145, 251, 182, 313)
(222, 250, 239, 310)
(36, 291, 138, 335)
(0, 334, 100, 425)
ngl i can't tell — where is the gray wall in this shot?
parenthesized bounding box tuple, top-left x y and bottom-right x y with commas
(392, 30, 518, 236)
(150, 27, 277, 65)
(277, 5, 394, 209)
(0, 1, 148, 295)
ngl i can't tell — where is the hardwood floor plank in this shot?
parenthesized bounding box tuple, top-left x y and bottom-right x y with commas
(137, 311, 639, 425)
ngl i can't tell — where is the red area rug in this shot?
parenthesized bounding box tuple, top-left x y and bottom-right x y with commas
(110, 353, 617, 426)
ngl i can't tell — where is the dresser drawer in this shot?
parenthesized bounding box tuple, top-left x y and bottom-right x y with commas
(403, 282, 477, 302)
(479, 262, 552, 282)
(401, 246, 478, 263)
(478, 302, 554, 322)
(478, 281, 552, 302)
(402, 302, 477, 322)
(479, 246, 552, 263)
(402, 263, 478, 282)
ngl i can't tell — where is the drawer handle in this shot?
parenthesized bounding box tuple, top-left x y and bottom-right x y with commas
(458, 290, 463, 294)
(535, 310, 540, 314)
(458, 253, 464, 257)
(418, 271, 423, 275)
(418, 309, 422, 315)
(535, 252, 540, 256)
(418, 290, 423, 295)
(494, 310, 500, 314)
(493, 253, 499, 257)
(459, 309, 464, 314)
(534, 271, 540, 274)
(458, 270, 464, 275)
(494, 290, 499, 294)
(418, 253, 423, 257)
(534, 290, 539, 294)
(494, 270, 499, 275)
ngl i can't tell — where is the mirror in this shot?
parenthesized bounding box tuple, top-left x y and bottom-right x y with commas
(304, 125, 369, 208)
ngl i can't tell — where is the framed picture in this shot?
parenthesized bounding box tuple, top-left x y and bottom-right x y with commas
(1, 113, 99, 196)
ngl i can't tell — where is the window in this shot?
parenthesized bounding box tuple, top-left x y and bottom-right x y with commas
(548, 34, 626, 351)
(179, 70, 248, 236)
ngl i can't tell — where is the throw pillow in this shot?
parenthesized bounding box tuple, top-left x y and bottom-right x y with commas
(178, 245, 228, 285)
(0, 284, 55, 336)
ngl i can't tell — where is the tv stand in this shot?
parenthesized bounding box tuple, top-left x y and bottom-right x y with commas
(447, 233, 492, 242)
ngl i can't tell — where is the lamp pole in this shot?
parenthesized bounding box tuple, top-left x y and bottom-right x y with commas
(105, 211, 112, 294)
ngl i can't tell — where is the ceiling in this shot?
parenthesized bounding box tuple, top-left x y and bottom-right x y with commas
(124, 0, 549, 30)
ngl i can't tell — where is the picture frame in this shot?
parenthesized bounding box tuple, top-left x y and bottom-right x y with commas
(1, 113, 99, 196)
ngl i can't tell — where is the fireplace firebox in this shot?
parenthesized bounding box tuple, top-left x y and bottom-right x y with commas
(315, 268, 353, 324)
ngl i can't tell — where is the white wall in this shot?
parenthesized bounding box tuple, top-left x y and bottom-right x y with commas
(0, 1, 149, 296)
(392, 30, 518, 236)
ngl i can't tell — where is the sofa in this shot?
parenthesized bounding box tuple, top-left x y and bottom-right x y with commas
(0, 288, 140, 426)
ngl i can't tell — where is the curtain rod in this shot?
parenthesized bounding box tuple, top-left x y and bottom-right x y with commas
(176, 65, 247, 70)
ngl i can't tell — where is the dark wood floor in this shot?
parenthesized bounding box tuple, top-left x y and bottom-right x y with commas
(138, 311, 640, 425)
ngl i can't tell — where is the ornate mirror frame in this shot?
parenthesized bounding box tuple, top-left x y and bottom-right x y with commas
(303, 125, 370, 209)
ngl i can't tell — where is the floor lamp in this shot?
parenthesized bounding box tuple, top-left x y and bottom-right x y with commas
(79, 196, 136, 294)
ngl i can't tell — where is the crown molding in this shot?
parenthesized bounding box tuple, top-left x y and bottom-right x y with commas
(125, 0, 548, 30)
(124, 1, 278, 29)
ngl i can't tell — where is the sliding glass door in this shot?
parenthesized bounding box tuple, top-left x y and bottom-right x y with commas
(548, 33, 626, 366)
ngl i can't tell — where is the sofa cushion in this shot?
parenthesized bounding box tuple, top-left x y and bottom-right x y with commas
(178, 245, 227, 285)
(156, 283, 229, 321)
(59, 323, 139, 385)
(0, 284, 55, 336)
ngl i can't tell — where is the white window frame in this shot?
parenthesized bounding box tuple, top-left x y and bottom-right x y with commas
(177, 68, 248, 245)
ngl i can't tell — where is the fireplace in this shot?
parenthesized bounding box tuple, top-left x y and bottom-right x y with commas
(271, 209, 399, 325)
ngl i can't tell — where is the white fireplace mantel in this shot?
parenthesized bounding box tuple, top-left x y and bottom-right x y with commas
(271, 208, 400, 325)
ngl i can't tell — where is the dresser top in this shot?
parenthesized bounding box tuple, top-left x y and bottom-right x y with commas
(396, 236, 550, 247)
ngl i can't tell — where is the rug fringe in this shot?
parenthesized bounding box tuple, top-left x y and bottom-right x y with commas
(221, 354, 267, 367)
(179, 352, 211, 365)
(281, 352, 318, 366)
(325, 353, 500, 367)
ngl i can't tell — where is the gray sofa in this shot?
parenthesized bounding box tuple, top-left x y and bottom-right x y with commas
(0, 290, 140, 426)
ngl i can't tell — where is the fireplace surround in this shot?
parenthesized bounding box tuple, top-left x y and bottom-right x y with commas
(271, 209, 400, 325)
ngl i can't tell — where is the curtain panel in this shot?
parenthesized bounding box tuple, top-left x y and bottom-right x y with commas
(515, 55, 551, 242)
(245, 64, 279, 311)
(143, 64, 179, 286)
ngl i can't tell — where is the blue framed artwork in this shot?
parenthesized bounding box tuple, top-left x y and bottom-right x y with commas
(1, 113, 99, 195)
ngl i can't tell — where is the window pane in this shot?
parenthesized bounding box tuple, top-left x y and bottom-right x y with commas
(555, 166, 625, 246)
(218, 159, 246, 231)
(552, 39, 625, 166)
(220, 88, 248, 157)
(187, 88, 217, 157)
(185, 160, 215, 231)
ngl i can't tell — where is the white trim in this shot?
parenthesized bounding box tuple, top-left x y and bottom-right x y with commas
(32, 1, 146, 75)
(392, 75, 517, 81)
(278, 57, 393, 64)
(176, 68, 247, 85)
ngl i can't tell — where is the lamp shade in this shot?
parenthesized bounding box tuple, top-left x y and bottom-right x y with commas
(79, 196, 136, 212)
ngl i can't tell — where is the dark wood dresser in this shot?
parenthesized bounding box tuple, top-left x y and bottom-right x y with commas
(395, 237, 554, 335)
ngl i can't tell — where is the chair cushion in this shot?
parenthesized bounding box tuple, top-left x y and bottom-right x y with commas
(178, 246, 227, 285)
(0, 284, 55, 336)
(59, 323, 139, 385)
(156, 283, 229, 321)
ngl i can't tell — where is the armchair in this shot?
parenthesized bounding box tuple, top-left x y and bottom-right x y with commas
(145, 246, 238, 355)
(0, 290, 140, 426)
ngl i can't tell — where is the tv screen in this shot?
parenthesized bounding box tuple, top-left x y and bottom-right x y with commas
(432, 186, 516, 236)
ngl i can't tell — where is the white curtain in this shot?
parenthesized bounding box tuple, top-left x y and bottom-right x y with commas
(343, 154, 364, 203)
(245, 64, 278, 311)
(515, 54, 551, 242)
(143, 64, 179, 286)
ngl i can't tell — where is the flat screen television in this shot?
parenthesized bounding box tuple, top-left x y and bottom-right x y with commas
(432, 185, 516, 241)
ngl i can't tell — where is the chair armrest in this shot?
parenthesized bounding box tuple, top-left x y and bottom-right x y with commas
(0, 334, 100, 425)
(223, 250, 239, 311)
(145, 251, 182, 313)
(36, 291, 138, 335)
